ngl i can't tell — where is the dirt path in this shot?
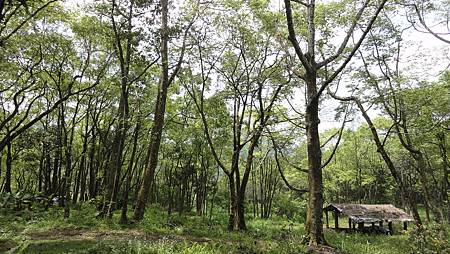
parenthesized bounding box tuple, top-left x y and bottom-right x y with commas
(22, 229, 346, 254)
(24, 228, 212, 243)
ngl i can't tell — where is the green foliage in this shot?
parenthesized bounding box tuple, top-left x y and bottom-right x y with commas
(0, 192, 48, 212)
(323, 124, 395, 204)
(273, 193, 307, 222)
(408, 224, 450, 254)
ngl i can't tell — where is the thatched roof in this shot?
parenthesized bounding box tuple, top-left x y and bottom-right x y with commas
(324, 203, 414, 223)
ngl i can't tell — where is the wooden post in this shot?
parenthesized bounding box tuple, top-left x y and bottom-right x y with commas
(379, 221, 383, 227)
(325, 210, 329, 228)
(358, 222, 364, 229)
(403, 221, 407, 230)
(348, 218, 352, 229)
(388, 221, 393, 235)
(352, 222, 356, 229)
(371, 222, 375, 228)
(334, 211, 339, 229)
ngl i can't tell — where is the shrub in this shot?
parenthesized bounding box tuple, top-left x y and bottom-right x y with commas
(408, 223, 450, 254)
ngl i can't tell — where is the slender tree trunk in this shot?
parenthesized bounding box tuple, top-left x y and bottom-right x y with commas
(88, 121, 97, 199)
(75, 111, 89, 203)
(120, 120, 140, 223)
(227, 173, 238, 231)
(437, 132, 449, 221)
(61, 103, 70, 218)
(252, 167, 257, 218)
(39, 143, 45, 192)
(44, 140, 51, 195)
(235, 194, 246, 230)
(63, 99, 80, 218)
(355, 100, 422, 226)
(103, 0, 133, 218)
(4, 139, 12, 193)
(416, 153, 443, 222)
(104, 103, 127, 217)
(133, 0, 170, 220)
(72, 167, 81, 204)
(53, 111, 62, 197)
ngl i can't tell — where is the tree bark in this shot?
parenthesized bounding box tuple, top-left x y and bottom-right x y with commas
(133, 0, 170, 220)
(120, 119, 140, 223)
(63, 98, 80, 218)
(437, 132, 449, 221)
(305, 77, 326, 245)
(4, 139, 12, 193)
(103, 0, 134, 218)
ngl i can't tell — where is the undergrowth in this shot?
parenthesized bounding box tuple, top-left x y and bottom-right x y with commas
(0, 204, 437, 253)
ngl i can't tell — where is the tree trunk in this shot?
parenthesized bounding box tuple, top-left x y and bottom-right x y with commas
(63, 99, 80, 218)
(416, 153, 443, 222)
(44, 140, 51, 195)
(104, 105, 127, 217)
(53, 111, 63, 197)
(103, 0, 133, 218)
(88, 121, 97, 199)
(227, 173, 240, 230)
(4, 140, 12, 193)
(72, 167, 81, 204)
(305, 76, 326, 245)
(120, 120, 140, 223)
(353, 99, 423, 226)
(38, 143, 45, 192)
(437, 132, 449, 221)
(133, 0, 169, 220)
(75, 110, 89, 203)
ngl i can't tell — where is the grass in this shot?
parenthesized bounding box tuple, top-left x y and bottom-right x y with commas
(0, 204, 440, 253)
(325, 230, 410, 254)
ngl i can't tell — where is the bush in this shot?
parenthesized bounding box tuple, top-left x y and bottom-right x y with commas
(408, 223, 450, 254)
(273, 194, 306, 223)
(0, 192, 50, 212)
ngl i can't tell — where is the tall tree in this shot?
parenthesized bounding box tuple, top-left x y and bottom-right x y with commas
(282, 0, 387, 245)
(133, 0, 193, 220)
(184, 4, 288, 229)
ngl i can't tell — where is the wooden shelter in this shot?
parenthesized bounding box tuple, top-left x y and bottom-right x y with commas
(323, 203, 414, 234)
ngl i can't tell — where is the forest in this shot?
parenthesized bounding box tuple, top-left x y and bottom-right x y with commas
(0, 0, 449, 253)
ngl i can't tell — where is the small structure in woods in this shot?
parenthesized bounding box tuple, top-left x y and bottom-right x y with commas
(323, 203, 414, 234)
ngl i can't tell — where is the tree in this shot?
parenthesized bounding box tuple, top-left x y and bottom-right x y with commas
(282, 0, 388, 245)
(97, 0, 158, 219)
(333, 12, 450, 223)
(405, 0, 450, 44)
(133, 0, 194, 220)
(0, 7, 112, 195)
(182, 2, 289, 229)
(0, 0, 58, 45)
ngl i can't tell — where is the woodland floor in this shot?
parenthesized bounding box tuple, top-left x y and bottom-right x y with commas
(0, 204, 417, 254)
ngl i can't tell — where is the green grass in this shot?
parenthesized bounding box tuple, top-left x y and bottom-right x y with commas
(16, 240, 98, 254)
(1, 204, 445, 254)
(325, 230, 410, 254)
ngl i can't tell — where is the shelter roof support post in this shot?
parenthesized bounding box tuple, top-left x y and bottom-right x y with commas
(388, 221, 393, 235)
(334, 210, 339, 229)
(325, 210, 329, 228)
(357, 222, 364, 230)
(348, 218, 351, 229)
